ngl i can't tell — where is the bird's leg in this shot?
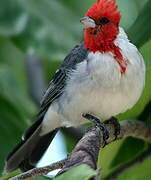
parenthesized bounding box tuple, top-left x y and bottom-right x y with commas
(82, 113, 109, 143)
(104, 117, 120, 141)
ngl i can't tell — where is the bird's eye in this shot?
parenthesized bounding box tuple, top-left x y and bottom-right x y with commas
(99, 17, 110, 25)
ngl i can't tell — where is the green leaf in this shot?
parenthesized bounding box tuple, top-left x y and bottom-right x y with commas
(0, 36, 36, 115)
(140, 40, 151, 68)
(110, 138, 145, 168)
(0, 0, 28, 36)
(128, 0, 151, 47)
(0, 65, 36, 118)
(0, 36, 27, 91)
(11, 0, 81, 58)
(0, 37, 36, 173)
(0, 95, 27, 173)
(0, 173, 51, 180)
(0, 172, 20, 180)
(117, 0, 139, 29)
(54, 165, 97, 180)
(134, 0, 148, 10)
(116, 156, 151, 180)
(98, 140, 124, 178)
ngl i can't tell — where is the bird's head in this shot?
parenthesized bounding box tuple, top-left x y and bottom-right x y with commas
(80, 0, 121, 53)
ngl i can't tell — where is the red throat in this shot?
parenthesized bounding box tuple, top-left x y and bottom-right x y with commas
(84, 29, 127, 73)
(84, 24, 119, 53)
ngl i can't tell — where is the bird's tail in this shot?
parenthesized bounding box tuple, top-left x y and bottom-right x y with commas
(5, 119, 58, 172)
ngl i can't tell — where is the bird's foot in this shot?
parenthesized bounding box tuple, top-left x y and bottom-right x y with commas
(82, 113, 109, 146)
(104, 117, 120, 141)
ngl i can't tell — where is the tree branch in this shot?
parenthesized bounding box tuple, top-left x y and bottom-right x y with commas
(58, 126, 102, 175)
(106, 120, 151, 144)
(9, 158, 67, 180)
(9, 120, 151, 180)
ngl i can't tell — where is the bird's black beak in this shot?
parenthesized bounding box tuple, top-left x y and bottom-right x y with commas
(80, 16, 96, 29)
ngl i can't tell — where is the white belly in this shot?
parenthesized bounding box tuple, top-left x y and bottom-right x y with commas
(57, 50, 145, 127)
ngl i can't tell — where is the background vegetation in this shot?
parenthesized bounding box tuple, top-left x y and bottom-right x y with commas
(0, 0, 151, 179)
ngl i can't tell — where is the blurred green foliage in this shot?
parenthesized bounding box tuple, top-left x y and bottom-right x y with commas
(0, 0, 151, 179)
(54, 165, 97, 180)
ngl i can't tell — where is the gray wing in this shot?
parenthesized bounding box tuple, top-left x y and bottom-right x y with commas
(23, 43, 88, 139)
(39, 42, 88, 117)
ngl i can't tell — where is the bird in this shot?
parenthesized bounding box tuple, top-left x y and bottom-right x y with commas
(5, 0, 145, 173)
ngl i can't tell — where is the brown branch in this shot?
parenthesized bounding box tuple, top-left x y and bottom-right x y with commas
(9, 158, 67, 180)
(58, 126, 102, 177)
(9, 120, 151, 180)
(106, 120, 151, 144)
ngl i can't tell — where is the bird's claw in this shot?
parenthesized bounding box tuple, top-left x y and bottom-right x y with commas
(104, 117, 120, 141)
(82, 113, 109, 146)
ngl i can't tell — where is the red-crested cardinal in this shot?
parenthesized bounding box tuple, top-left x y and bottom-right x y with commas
(6, 0, 145, 172)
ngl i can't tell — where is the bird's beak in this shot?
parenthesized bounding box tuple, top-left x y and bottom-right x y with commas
(80, 17, 96, 29)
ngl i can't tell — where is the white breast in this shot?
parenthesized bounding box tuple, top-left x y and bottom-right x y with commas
(42, 28, 145, 133)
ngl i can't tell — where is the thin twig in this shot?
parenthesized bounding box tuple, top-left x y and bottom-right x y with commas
(9, 158, 67, 180)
